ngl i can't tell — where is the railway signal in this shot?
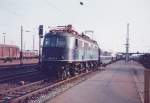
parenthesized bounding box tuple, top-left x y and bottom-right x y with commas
(39, 25, 43, 38)
(38, 25, 43, 64)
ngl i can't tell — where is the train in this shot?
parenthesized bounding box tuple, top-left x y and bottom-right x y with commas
(138, 53, 150, 68)
(0, 44, 38, 62)
(41, 25, 100, 79)
(41, 25, 123, 79)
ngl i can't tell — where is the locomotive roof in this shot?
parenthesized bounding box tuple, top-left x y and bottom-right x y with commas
(45, 31, 98, 45)
(0, 44, 19, 48)
(46, 25, 98, 45)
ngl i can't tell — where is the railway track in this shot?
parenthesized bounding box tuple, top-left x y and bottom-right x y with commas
(0, 63, 39, 70)
(0, 68, 101, 103)
(0, 76, 57, 103)
(0, 69, 49, 94)
(0, 70, 41, 83)
(0, 78, 55, 102)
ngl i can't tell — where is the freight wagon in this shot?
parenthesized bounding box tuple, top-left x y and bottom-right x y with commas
(0, 44, 39, 62)
(0, 44, 20, 60)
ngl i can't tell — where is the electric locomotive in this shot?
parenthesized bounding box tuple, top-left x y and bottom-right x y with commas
(42, 25, 100, 79)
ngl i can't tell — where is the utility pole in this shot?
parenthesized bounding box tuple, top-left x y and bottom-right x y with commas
(20, 26, 23, 65)
(33, 35, 35, 51)
(3, 35, 5, 44)
(125, 23, 130, 62)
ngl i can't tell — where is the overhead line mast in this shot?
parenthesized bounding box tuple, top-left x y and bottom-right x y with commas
(125, 23, 130, 62)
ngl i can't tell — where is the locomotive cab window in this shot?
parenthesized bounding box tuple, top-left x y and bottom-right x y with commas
(43, 36, 66, 47)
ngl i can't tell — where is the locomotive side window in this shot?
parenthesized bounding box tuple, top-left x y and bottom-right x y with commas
(66, 37, 75, 49)
(75, 39, 78, 47)
(84, 42, 89, 49)
(78, 40, 83, 48)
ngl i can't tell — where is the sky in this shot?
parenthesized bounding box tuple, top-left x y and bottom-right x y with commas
(0, 0, 150, 53)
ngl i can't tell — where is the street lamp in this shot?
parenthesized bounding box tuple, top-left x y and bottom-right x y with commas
(20, 26, 38, 65)
(2, 33, 6, 44)
(33, 35, 35, 51)
(25, 30, 35, 51)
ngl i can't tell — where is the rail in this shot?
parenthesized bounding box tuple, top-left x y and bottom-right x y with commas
(0, 71, 40, 83)
(0, 63, 39, 70)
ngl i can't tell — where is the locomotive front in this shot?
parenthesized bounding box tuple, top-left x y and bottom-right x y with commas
(42, 32, 75, 73)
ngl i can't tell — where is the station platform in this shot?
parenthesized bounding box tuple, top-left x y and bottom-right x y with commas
(49, 61, 142, 103)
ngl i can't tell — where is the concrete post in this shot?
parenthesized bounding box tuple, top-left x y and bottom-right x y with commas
(20, 26, 23, 65)
(144, 69, 150, 103)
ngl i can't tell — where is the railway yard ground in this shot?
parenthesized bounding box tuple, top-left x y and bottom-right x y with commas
(0, 60, 145, 103)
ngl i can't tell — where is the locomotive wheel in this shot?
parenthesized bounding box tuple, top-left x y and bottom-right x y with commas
(61, 70, 67, 80)
(85, 68, 89, 73)
(69, 68, 75, 77)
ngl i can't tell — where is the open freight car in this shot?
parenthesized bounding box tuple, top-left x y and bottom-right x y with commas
(0, 44, 20, 61)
